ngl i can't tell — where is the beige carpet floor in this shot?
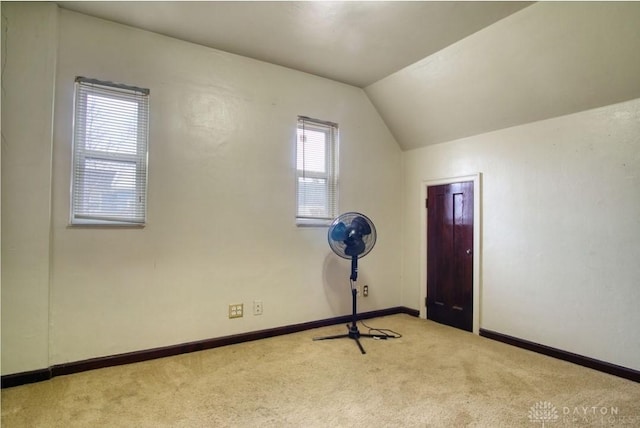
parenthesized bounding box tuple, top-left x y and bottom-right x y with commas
(2, 314, 639, 427)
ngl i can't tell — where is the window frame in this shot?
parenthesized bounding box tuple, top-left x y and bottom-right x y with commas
(70, 77, 150, 226)
(295, 116, 339, 227)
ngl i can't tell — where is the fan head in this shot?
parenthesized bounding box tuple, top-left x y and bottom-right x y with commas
(328, 212, 376, 259)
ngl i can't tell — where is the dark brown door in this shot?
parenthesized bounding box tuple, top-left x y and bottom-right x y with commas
(427, 181, 474, 332)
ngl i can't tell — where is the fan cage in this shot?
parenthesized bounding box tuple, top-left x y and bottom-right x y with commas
(327, 212, 377, 259)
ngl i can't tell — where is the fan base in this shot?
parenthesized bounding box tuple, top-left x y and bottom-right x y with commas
(312, 324, 387, 355)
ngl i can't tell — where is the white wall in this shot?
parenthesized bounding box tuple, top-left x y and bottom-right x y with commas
(401, 98, 640, 370)
(2, 5, 402, 373)
(1, 2, 58, 375)
(47, 10, 402, 366)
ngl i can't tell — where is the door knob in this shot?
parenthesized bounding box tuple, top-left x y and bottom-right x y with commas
(466, 249, 472, 255)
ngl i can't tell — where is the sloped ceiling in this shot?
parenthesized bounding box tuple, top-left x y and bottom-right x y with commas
(57, 1, 640, 150)
(365, 2, 640, 149)
(57, 1, 531, 88)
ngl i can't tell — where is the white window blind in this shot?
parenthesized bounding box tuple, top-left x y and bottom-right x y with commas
(71, 77, 150, 225)
(296, 116, 338, 225)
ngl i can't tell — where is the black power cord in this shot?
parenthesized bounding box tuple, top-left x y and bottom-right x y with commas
(358, 318, 402, 339)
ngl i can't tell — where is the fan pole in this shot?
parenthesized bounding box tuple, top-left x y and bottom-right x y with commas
(349, 256, 359, 330)
(349, 285, 367, 354)
(350, 286, 358, 329)
(350, 256, 358, 281)
(313, 256, 388, 354)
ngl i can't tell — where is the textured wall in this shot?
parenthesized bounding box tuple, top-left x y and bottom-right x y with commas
(46, 10, 402, 365)
(402, 98, 640, 370)
(1, 2, 58, 375)
(1, 4, 402, 373)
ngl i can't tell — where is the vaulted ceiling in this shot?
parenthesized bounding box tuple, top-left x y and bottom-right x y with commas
(57, 1, 640, 149)
(57, 1, 532, 88)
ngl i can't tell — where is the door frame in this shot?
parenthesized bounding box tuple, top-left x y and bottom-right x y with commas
(420, 173, 482, 334)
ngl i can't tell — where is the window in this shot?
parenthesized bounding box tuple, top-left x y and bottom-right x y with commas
(71, 77, 150, 225)
(296, 116, 338, 226)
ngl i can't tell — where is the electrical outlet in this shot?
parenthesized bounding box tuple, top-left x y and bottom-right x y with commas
(229, 304, 243, 318)
(363, 285, 369, 297)
(253, 300, 263, 315)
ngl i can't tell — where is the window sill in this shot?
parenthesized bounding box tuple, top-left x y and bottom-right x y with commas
(296, 218, 332, 227)
(69, 219, 145, 228)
